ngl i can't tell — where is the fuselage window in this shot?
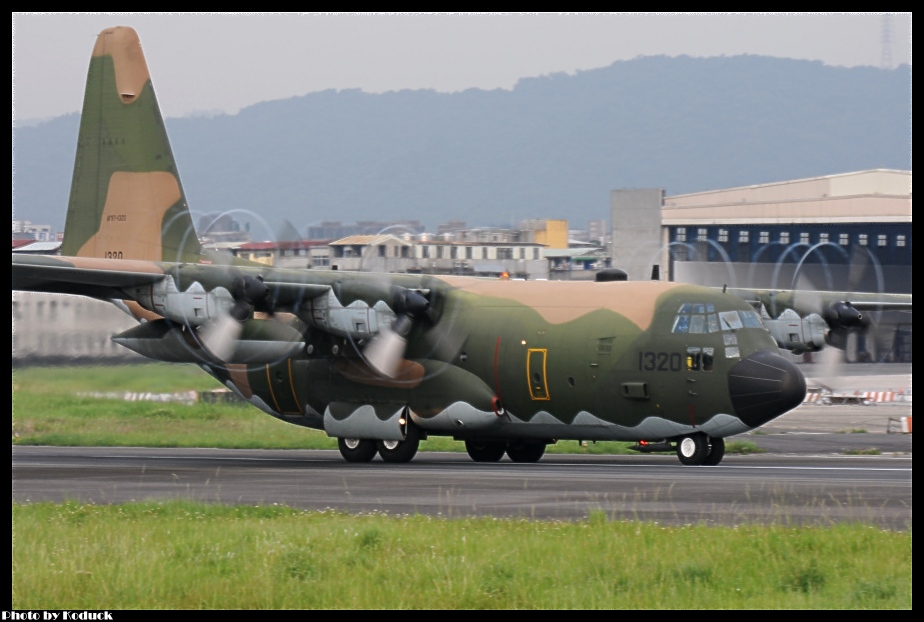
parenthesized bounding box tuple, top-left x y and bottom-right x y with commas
(685, 347, 715, 372)
(686, 347, 701, 371)
(702, 348, 715, 371)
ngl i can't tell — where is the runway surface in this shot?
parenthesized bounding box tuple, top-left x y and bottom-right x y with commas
(11, 362, 912, 529)
(12, 445, 911, 529)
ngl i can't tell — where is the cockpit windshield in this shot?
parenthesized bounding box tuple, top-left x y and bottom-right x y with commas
(672, 304, 764, 335)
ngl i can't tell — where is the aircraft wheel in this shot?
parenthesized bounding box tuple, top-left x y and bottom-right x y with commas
(676, 433, 709, 466)
(465, 439, 507, 462)
(703, 437, 726, 466)
(506, 440, 546, 463)
(338, 438, 378, 463)
(377, 424, 421, 463)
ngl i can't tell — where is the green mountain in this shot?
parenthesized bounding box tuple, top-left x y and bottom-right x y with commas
(13, 55, 912, 235)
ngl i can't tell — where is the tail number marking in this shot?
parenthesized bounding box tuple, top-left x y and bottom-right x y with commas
(638, 351, 682, 372)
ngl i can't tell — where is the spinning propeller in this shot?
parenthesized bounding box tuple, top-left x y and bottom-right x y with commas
(363, 287, 431, 378)
(199, 274, 271, 361)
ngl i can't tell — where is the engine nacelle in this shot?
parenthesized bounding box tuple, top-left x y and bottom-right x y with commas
(823, 301, 865, 329)
(302, 290, 394, 340)
(125, 277, 234, 326)
(764, 309, 828, 353)
(112, 317, 305, 364)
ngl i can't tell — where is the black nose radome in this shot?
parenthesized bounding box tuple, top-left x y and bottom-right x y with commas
(727, 350, 807, 428)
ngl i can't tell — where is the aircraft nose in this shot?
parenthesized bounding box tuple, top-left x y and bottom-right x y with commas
(727, 350, 807, 428)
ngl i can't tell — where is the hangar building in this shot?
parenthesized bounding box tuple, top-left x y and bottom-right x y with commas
(610, 169, 912, 362)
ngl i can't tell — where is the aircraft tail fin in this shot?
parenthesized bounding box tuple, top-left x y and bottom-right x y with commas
(61, 26, 203, 262)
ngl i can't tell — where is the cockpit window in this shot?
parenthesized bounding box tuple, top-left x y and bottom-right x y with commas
(689, 314, 707, 334)
(672, 315, 690, 333)
(739, 310, 764, 329)
(718, 311, 743, 330)
(707, 314, 720, 333)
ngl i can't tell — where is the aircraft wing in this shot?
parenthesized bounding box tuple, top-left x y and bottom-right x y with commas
(12, 254, 333, 309)
(725, 286, 912, 354)
(726, 287, 913, 317)
(12, 254, 168, 300)
(11, 252, 423, 372)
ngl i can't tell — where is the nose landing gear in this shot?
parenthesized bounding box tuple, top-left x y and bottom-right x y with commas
(676, 433, 725, 466)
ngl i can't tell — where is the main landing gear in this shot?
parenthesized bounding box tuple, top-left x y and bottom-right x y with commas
(676, 432, 725, 466)
(464, 439, 548, 463)
(376, 421, 421, 463)
(337, 421, 422, 464)
(338, 438, 378, 463)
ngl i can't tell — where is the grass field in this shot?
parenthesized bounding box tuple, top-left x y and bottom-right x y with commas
(12, 501, 912, 609)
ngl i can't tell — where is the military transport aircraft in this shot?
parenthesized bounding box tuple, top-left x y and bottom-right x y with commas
(16, 26, 903, 466)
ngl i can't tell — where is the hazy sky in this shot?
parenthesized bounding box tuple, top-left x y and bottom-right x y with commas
(12, 13, 912, 123)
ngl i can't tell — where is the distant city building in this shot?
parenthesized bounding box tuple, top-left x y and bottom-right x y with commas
(12, 219, 54, 242)
(437, 220, 467, 236)
(328, 233, 547, 279)
(329, 234, 414, 273)
(306, 220, 424, 241)
(518, 219, 569, 249)
(233, 240, 330, 268)
(587, 219, 608, 246)
(13, 292, 141, 363)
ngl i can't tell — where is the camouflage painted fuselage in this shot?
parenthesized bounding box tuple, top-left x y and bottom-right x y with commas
(13, 253, 804, 443)
(102, 264, 802, 444)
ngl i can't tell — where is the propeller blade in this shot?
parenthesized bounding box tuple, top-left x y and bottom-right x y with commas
(847, 246, 871, 293)
(362, 287, 431, 378)
(792, 272, 823, 315)
(200, 311, 244, 361)
(364, 325, 408, 378)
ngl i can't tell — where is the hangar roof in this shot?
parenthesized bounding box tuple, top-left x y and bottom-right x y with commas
(661, 169, 911, 226)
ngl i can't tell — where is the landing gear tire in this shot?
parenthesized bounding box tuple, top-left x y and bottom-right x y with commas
(338, 438, 377, 463)
(377, 423, 421, 463)
(676, 433, 709, 466)
(465, 439, 507, 462)
(703, 437, 725, 466)
(506, 440, 546, 463)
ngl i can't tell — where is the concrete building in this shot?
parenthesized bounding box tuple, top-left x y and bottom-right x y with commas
(12, 220, 55, 242)
(329, 234, 415, 273)
(328, 234, 547, 279)
(518, 219, 569, 249)
(233, 240, 329, 269)
(12, 292, 142, 363)
(610, 188, 666, 282)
